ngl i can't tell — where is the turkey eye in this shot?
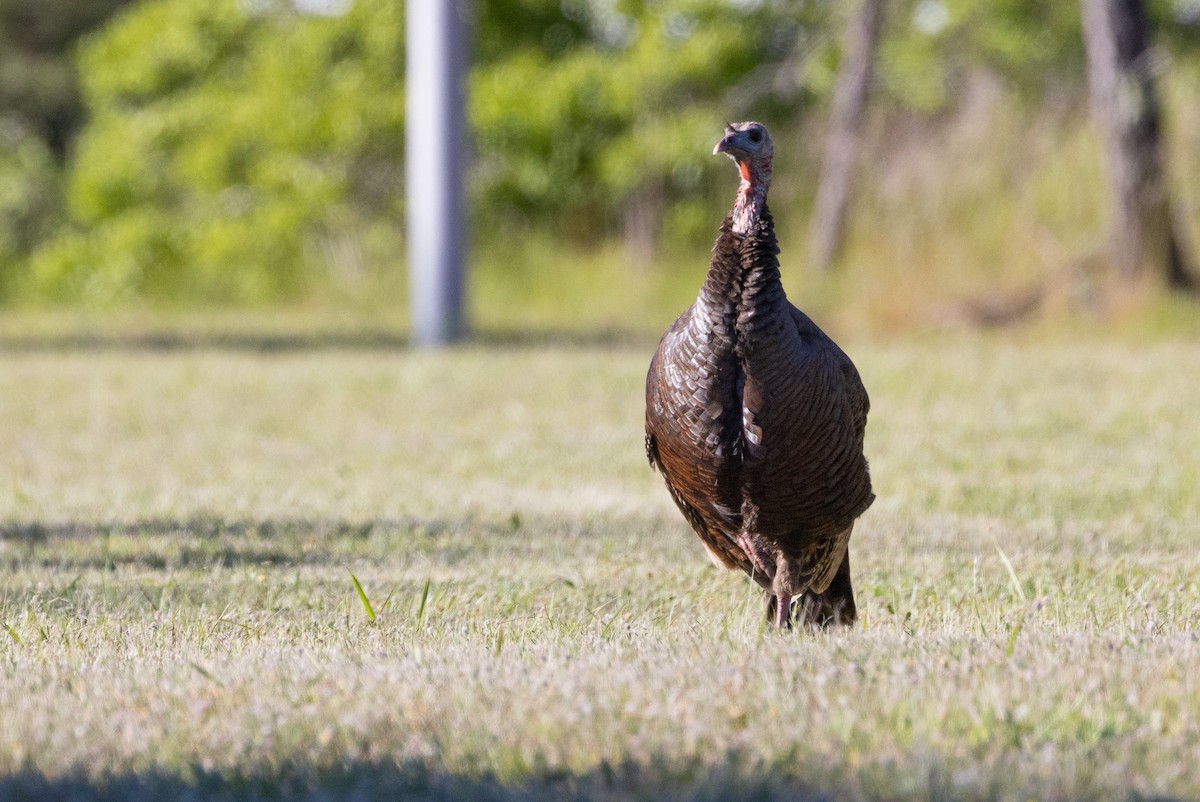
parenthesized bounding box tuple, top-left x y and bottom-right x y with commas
(748, 129, 762, 143)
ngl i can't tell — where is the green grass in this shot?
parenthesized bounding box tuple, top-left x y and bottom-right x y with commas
(1, 327, 1199, 800)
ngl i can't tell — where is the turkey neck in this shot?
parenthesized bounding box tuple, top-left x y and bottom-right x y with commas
(733, 206, 786, 348)
(731, 156, 771, 237)
(696, 174, 786, 350)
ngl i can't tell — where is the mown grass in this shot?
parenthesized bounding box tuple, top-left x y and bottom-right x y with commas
(1, 327, 1199, 801)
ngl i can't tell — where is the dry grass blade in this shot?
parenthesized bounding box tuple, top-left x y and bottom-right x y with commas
(993, 540, 1027, 604)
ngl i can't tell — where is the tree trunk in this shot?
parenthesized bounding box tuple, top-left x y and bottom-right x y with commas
(622, 178, 665, 271)
(807, 0, 886, 273)
(1080, 0, 1196, 290)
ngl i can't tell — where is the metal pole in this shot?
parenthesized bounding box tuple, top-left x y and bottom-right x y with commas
(406, 0, 468, 345)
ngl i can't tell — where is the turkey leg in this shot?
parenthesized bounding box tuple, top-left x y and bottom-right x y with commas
(734, 530, 775, 588)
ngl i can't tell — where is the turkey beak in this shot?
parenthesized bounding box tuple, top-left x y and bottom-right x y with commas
(713, 132, 739, 156)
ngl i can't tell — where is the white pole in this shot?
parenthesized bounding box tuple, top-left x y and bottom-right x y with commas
(406, 0, 468, 345)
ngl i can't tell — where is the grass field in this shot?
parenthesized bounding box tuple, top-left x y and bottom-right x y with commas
(1, 323, 1199, 801)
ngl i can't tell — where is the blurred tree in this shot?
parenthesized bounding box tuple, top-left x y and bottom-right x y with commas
(0, 117, 58, 294)
(8, 0, 1198, 305)
(29, 0, 406, 304)
(808, 0, 887, 273)
(469, 0, 840, 264)
(0, 0, 131, 296)
(0, 0, 134, 158)
(870, 0, 1085, 112)
(32, 0, 843, 303)
(1081, 0, 1196, 289)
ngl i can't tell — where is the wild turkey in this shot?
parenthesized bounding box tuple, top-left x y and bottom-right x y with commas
(645, 121, 874, 628)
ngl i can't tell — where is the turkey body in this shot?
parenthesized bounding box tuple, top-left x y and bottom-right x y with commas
(645, 122, 873, 628)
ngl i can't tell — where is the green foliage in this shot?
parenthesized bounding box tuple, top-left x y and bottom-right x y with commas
(4, 0, 1198, 305)
(26, 0, 848, 303)
(29, 0, 405, 304)
(0, 118, 60, 296)
(0, 0, 130, 300)
(877, 0, 1085, 109)
(470, 0, 837, 242)
(0, 0, 134, 156)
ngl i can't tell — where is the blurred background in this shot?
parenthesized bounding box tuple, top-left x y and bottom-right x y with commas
(1, 0, 1198, 337)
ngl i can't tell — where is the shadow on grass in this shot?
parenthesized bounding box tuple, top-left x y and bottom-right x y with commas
(0, 327, 654, 354)
(0, 515, 477, 568)
(1, 515, 405, 545)
(0, 511, 655, 571)
(0, 328, 411, 353)
(0, 755, 835, 802)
